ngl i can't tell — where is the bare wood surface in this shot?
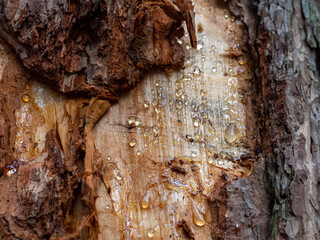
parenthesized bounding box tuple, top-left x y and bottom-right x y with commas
(94, 1, 256, 239)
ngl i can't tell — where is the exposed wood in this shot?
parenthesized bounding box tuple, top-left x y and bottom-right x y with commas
(93, 1, 257, 239)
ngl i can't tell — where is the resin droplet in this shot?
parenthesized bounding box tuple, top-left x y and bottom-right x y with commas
(152, 100, 157, 107)
(155, 105, 162, 114)
(197, 40, 204, 50)
(211, 67, 217, 73)
(135, 117, 142, 126)
(181, 94, 187, 100)
(185, 59, 192, 67)
(234, 44, 240, 51)
(207, 157, 214, 164)
(206, 145, 218, 157)
(182, 76, 191, 82)
(129, 139, 137, 147)
(154, 225, 160, 232)
(193, 117, 201, 127)
(193, 208, 206, 227)
(136, 150, 142, 156)
(144, 101, 150, 109)
(5, 165, 17, 176)
(224, 123, 241, 144)
(208, 122, 215, 135)
(142, 191, 150, 209)
(147, 228, 155, 238)
(116, 172, 123, 180)
(107, 156, 111, 161)
(238, 58, 245, 65)
(25, 84, 31, 90)
(194, 130, 202, 141)
(193, 67, 200, 76)
(160, 191, 168, 208)
(152, 126, 160, 135)
(175, 88, 184, 98)
(175, 100, 183, 110)
(21, 94, 30, 103)
(128, 116, 141, 127)
(128, 117, 135, 125)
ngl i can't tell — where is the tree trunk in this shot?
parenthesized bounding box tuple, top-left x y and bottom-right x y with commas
(226, 0, 320, 239)
(0, 0, 319, 239)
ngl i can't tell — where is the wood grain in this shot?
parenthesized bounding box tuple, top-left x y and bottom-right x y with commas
(94, 1, 256, 239)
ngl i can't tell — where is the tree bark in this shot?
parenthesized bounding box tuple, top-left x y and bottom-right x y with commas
(225, 0, 320, 239)
(0, 0, 319, 240)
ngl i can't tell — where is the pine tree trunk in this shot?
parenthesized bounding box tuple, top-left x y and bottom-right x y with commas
(0, 0, 319, 239)
(226, 0, 320, 239)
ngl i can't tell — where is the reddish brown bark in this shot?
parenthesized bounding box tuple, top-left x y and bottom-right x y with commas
(0, 0, 196, 94)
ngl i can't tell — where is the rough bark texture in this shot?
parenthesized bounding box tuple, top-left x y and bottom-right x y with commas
(0, 0, 319, 239)
(0, 0, 196, 94)
(225, 0, 320, 239)
(0, 1, 197, 239)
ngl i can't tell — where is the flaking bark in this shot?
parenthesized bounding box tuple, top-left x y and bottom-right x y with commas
(225, 0, 320, 239)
